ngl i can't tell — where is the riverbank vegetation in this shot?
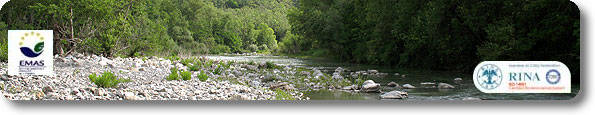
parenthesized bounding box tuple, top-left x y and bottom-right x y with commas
(0, 0, 295, 58)
(286, 0, 579, 74)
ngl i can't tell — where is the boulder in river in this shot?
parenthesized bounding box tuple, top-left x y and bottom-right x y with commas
(342, 85, 359, 90)
(453, 78, 463, 84)
(402, 84, 416, 89)
(367, 70, 378, 74)
(387, 82, 399, 87)
(438, 83, 455, 89)
(361, 80, 380, 93)
(462, 97, 482, 101)
(420, 82, 436, 88)
(380, 90, 408, 99)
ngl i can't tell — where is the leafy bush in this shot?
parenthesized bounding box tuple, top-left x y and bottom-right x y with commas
(212, 66, 222, 75)
(197, 71, 209, 82)
(0, 22, 7, 62)
(180, 70, 192, 81)
(274, 89, 295, 100)
(247, 44, 258, 52)
(0, 41, 6, 62)
(265, 61, 281, 69)
(167, 67, 180, 81)
(189, 64, 200, 71)
(88, 71, 131, 88)
(180, 58, 193, 66)
(211, 44, 231, 54)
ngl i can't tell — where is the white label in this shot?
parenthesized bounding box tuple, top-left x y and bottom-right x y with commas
(473, 61, 571, 93)
(7, 30, 54, 76)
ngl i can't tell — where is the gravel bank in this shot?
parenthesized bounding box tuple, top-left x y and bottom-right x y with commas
(0, 53, 304, 100)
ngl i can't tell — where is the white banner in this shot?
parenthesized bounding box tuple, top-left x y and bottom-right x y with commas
(7, 30, 54, 76)
(473, 61, 571, 93)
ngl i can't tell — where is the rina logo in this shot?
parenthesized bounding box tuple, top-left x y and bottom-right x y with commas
(475, 64, 503, 90)
(18, 32, 45, 58)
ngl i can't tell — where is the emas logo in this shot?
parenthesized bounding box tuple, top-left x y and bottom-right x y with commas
(18, 32, 45, 57)
(7, 30, 54, 76)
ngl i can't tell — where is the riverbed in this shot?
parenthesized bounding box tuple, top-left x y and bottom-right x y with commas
(205, 55, 579, 100)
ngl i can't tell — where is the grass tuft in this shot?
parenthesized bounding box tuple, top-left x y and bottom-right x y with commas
(180, 70, 192, 81)
(167, 67, 180, 81)
(274, 89, 295, 100)
(88, 71, 131, 88)
(197, 71, 209, 82)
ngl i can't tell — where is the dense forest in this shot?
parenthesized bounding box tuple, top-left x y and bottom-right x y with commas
(0, 0, 580, 75)
(285, 0, 580, 73)
(0, 0, 296, 57)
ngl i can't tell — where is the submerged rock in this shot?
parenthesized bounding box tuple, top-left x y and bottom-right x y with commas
(454, 78, 463, 84)
(342, 85, 359, 90)
(361, 80, 380, 93)
(438, 83, 455, 89)
(387, 82, 399, 87)
(368, 70, 378, 74)
(380, 90, 408, 99)
(462, 97, 482, 101)
(420, 82, 436, 88)
(402, 84, 416, 89)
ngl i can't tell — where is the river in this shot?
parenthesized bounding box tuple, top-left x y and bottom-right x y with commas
(205, 55, 579, 100)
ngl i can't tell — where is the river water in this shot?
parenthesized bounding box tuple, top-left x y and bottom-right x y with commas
(205, 55, 579, 100)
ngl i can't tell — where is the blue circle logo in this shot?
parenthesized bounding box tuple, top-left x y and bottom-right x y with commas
(546, 69, 561, 84)
(476, 64, 503, 90)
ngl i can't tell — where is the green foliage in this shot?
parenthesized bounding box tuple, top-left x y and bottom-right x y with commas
(0, 21, 7, 62)
(265, 61, 282, 69)
(274, 89, 295, 100)
(197, 71, 209, 82)
(181, 58, 193, 66)
(289, 0, 580, 74)
(88, 71, 131, 88)
(0, 0, 293, 57)
(212, 66, 222, 75)
(167, 67, 180, 81)
(189, 64, 201, 71)
(180, 70, 192, 81)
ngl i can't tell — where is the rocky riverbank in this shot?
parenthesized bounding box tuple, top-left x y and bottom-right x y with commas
(0, 53, 305, 100)
(1, 53, 472, 100)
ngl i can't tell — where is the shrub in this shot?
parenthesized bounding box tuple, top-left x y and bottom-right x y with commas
(247, 44, 258, 52)
(197, 71, 209, 82)
(211, 44, 231, 54)
(258, 44, 268, 51)
(180, 70, 192, 81)
(265, 61, 281, 69)
(0, 41, 6, 62)
(212, 66, 222, 75)
(188, 64, 200, 71)
(167, 67, 180, 81)
(274, 89, 295, 100)
(88, 71, 131, 88)
(180, 58, 193, 66)
(0, 22, 7, 62)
